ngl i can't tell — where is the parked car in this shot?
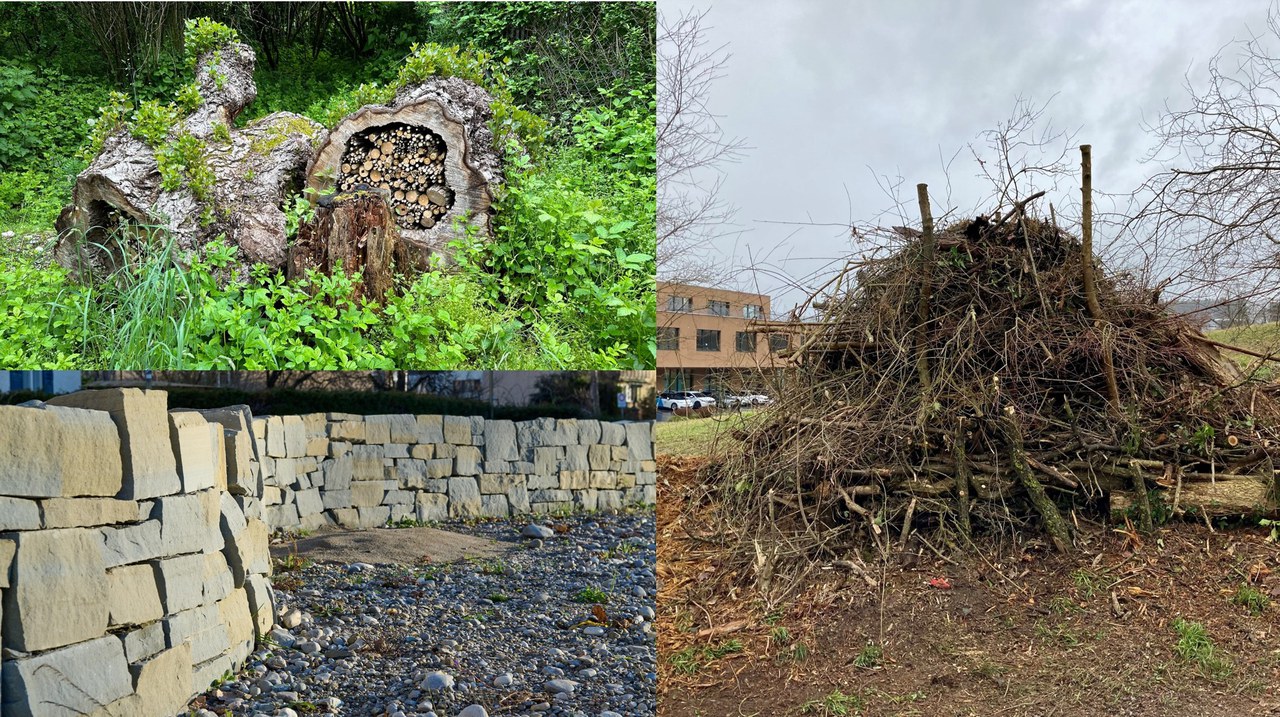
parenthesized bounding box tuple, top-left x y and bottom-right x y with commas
(723, 393, 773, 408)
(657, 391, 717, 410)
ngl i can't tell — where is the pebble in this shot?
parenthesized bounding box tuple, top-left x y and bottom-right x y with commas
(187, 513, 656, 716)
(521, 524, 555, 540)
(422, 671, 455, 690)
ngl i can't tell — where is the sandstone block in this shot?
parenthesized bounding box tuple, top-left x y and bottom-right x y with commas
(415, 493, 448, 522)
(448, 476, 482, 517)
(425, 457, 453, 478)
(107, 562, 164, 627)
(322, 489, 352, 510)
(563, 445, 590, 471)
(484, 419, 518, 461)
(123, 620, 167, 663)
(577, 419, 602, 445)
(410, 443, 434, 460)
(455, 445, 482, 476)
(626, 421, 654, 460)
(363, 415, 392, 445)
(169, 410, 217, 492)
(507, 484, 530, 514)
(265, 415, 286, 457)
(203, 550, 234, 604)
(444, 415, 472, 445)
(132, 643, 193, 717)
(0, 539, 12, 587)
(384, 414, 419, 443)
(480, 494, 509, 518)
(40, 497, 136, 528)
(2, 528, 109, 652)
(0, 635, 131, 717)
(534, 446, 562, 475)
(295, 487, 323, 516)
(600, 421, 626, 446)
(155, 553, 206, 613)
(560, 470, 590, 490)
(597, 490, 624, 510)
(589, 471, 618, 489)
(350, 444, 385, 480)
(99, 519, 162, 567)
(588, 444, 612, 470)
(152, 489, 220, 555)
(163, 602, 227, 664)
(416, 414, 444, 443)
(351, 481, 385, 507)
(0, 403, 122, 497)
(479, 474, 520, 494)
(47, 388, 180, 499)
(282, 415, 306, 457)
(0, 498, 40, 531)
(244, 573, 275, 638)
(223, 428, 258, 496)
(329, 419, 366, 442)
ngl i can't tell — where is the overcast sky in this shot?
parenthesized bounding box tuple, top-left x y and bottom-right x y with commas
(662, 0, 1269, 314)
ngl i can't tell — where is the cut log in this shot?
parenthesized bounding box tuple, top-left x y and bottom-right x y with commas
(306, 76, 506, 264)
(54, 40, 323, 280)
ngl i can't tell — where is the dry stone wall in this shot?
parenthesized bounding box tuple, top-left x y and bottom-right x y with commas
(0, 392, 651, 716)
(252, 413, 657, 532)
(0, 389, 273, 717)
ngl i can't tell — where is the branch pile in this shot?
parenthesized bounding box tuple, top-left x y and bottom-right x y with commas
(717, 199, 1280, 575)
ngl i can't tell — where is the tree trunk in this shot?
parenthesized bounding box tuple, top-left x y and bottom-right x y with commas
(287, 190, 403, 304)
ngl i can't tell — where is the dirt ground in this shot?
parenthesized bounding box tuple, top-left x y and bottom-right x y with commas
(270, 525, 511, 566)
(658, 457, 1280, 717)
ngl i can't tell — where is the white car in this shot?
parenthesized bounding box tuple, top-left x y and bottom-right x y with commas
(657, 391, 717, 410)
(723, 393, 773, 408)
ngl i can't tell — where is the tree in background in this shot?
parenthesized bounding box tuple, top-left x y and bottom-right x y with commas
(1129, 5, 1280, 310)
(657, 7, 744, 286)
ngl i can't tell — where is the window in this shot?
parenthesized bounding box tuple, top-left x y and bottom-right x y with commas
(735, 331, 756, 352)
(657, 327, 680, 351)
(707, 299, 730, 316)
(743, 304, 764, 319)
(666, 295, 692, 312)
(696, 329, 721, 352)
(769, 333, 790, 352)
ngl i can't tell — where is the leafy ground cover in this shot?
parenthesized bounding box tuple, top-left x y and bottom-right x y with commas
(0, 3, 655, 369)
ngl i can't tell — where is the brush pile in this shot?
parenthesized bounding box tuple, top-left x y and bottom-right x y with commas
(720, 199, 1280, 570)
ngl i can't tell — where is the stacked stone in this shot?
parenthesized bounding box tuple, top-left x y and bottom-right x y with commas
(255, 413, 657, 532)
(0, 389, 275, 717)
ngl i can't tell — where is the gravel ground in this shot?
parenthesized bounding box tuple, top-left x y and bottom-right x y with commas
(189, 511, 656, 717)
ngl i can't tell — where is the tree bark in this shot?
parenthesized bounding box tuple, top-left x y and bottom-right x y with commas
(288, 190, 403, 304)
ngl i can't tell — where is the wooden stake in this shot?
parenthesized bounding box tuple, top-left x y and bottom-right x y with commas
(916, 183, 935, 393)
(1080, 145, 1123, 412)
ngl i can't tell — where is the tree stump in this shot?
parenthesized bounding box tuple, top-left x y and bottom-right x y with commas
(305, 77, 504, 265)
(54, 40, 324, 281)
(287, 190, 406, 304)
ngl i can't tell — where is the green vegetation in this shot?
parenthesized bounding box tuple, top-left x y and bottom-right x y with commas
(801, 690, 864, 716)
(0, 3, 655, 369)
(668, 639, 744, 676)
(572, 586, 610, 604)
(1172, 617, 1232, 678)
(852, 643, 883, 668)
(653, 412, 768, 458)
(1231, 584, 1269, 615)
